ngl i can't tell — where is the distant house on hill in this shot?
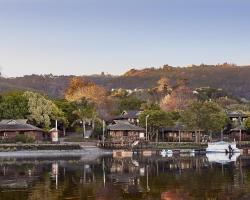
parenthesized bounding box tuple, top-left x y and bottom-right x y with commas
(0, 119, 44, 141)
(107, 120, 145, 142)
(113, 110, 142, 125)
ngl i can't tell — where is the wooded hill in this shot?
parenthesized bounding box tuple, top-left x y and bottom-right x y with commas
(1, 64, 250, 100)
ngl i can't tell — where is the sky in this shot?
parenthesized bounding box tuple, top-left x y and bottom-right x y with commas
(0, 0, 250, 77)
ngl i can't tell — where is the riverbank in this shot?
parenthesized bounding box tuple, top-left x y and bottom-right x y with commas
(0, 143, 83, 151)
(0, 147, 112, 157)
(103, 141, 208, 150)
(0, 142, 208, 152)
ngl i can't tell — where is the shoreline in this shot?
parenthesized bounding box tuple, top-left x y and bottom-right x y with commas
(0, 147, 112, 157)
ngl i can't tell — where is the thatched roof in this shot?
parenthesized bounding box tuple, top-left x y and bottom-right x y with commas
(0, 119, 43, 132)
(107, 120, 145, 131)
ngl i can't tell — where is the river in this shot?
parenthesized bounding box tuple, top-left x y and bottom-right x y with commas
(0, 153, 249, 200)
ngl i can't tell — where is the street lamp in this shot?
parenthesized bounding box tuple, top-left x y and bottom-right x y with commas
(146, 115, 150, 141)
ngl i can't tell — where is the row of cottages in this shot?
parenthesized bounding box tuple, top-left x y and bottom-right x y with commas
(0, 119, 45, 141)
(107, 110, 250, 143)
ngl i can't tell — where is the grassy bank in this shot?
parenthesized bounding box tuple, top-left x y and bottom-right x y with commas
(0, 143, 82, 151)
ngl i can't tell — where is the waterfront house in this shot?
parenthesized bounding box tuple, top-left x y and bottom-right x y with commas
(229, 125, 250, 141)
(107, 120, 145, 142)
(226, 111, 250, 141)
(160, 123, 206, 142)
(113, 110, 142, 125)
(0, 119, 44, 141)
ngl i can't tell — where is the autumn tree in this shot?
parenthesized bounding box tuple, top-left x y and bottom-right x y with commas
(157, 77, 172, 94)
(149, 77, 172, 102)
(65, 77, 107, 105)
(160, 85, 196, 112)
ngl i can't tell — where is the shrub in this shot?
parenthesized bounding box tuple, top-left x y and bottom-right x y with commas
(14, 135, 35, 143)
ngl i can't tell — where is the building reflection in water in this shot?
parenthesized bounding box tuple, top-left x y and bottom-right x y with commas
(0, 154, 249, 199)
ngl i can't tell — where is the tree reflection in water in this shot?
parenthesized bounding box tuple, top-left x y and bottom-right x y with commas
(0, 154, 249, 200)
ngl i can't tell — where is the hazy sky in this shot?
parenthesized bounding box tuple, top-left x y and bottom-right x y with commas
(0, 0, 250, 77)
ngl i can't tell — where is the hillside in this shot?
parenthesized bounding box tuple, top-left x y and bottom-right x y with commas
(1, 64, 250, 100)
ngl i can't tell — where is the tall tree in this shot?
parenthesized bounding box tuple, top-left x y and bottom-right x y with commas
(72, 98, 98, 137)
(160, 85, 196, 112)
(139, 107, 174, 141)
(117, 96, 144, 113)
(65, 77, 107, 105)
(24, 91, 65, 130)
(0, 92, 29, 120)
(180, 101, 228, 141)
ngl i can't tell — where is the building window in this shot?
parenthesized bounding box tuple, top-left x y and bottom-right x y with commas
(123, 132, 128, 137)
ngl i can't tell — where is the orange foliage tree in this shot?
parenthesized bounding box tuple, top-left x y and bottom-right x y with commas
(160, 85, 196, 112)
(65, 77, 107, 105)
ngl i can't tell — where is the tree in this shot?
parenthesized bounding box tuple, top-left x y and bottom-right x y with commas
(72, 98, 98, 138)
(65, 77, 107, 105)
(160, 85, 196, 112)
(0, 92, 29, 120)
(117, 96, 144, 113)
(245, 118, 250, 132)
(139, 108, 174, 141)
(54, 99, 77, 131)
(157, 77, 172, 94)
(24, 91, 65, 130)
(180, 101, 228, 142)
(111, 88, 128, 98)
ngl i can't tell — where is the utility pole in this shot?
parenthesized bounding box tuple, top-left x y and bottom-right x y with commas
(102, 120, 105, 147)
(146, 115, 150, 141)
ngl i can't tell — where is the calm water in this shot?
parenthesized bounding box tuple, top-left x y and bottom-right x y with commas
(0, 153, 249, 200)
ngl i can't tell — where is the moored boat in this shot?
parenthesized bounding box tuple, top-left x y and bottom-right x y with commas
(206, 141, 240, 153)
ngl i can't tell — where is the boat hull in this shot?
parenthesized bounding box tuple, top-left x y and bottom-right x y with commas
(206, 141, 240, 153)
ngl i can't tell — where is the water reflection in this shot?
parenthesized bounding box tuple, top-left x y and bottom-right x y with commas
(0, 153, 249, 200)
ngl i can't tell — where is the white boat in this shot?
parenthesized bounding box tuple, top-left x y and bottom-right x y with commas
(206, 141, 240, 153)
(207, 153, 240, 164)
(160, 149, 173, 157)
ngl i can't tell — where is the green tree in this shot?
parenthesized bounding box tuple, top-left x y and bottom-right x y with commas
(72, 98, 98, 138)
(180, 101, 228, 142)
(139, 108, 174, 141)
(54, 99, 77, 131)
(117, 96, 144, 113)
(0, 92, 29, 120)
(24, 91, 65, 130)
(245, 117, 250, 132)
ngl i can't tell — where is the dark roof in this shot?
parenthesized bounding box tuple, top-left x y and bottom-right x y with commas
(162, 122, 202, 132)
(0, 119, 44, 132)
(107, 120, 145, 131)
(227, 111, 249, 118)
(113, 110, 142, 120)
(230, 125, 246, 132)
